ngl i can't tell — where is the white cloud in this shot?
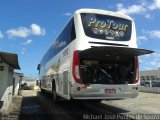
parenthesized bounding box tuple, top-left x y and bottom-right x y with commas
(117, 3, 146, 15)
(31, 24, 45, 36)
(140, 50, 160, 71)
(22, 39, 32, 45)
(116, 3, 123, 10)
(149, 0, 160, 10)
(142, 30, 160, 39)
(150, 30, 160, 38)
(7, 27, 30, 38)
(21, 48, 26, 55)
(64, 12, 72, 16)
(149, 61, 157, 66)
(116, 0, 160, 16)
(143, 54, 151, 58)
(141, 66, 150, 71)
(145, 14, 151, 19)
(137, 36, 148, 45)
(0, 31, 4, 39)
(138, 36, 148, 41)
(6, 24, 46, 39)
(139, 59, 143, 64)
(152, 51, 160, 58)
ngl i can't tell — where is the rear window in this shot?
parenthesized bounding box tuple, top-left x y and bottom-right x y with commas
(81, 13, 132, 41)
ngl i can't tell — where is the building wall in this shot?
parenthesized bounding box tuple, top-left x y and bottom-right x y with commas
(140, 70, 160, 83)
(13, 73, 21, 95)
(0, 63, 13, 114)
(0, 63, 8, 101)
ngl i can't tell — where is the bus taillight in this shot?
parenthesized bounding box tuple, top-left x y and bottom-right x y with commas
(72, 51, 82, 83)
(134, 56, 139, 84)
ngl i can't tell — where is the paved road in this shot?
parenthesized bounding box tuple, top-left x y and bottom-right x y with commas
(8, 90, 132, 120)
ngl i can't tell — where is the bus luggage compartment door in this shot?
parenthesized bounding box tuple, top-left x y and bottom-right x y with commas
(63, 71, 69, 95)
(80, 46, 153, 57)
(79, 46, 153, 85)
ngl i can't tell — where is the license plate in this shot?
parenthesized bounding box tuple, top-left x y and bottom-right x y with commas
(105, 89, 116, 94)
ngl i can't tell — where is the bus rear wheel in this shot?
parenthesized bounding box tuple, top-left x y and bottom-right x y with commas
(52, 81, 60, 103)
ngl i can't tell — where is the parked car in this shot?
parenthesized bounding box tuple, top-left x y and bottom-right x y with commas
(142, 82, 160, 87)
(155, 82, 160, 87)
(143, 82, 150, 87)
(152, 82, 157, 87)
(21, 82, 29, 90)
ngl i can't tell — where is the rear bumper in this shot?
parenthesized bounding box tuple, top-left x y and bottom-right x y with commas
(70, 83, 139, 100)
(71, 92, 139, 100)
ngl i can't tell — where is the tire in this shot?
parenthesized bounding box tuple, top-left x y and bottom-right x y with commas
(41, 88, 45, 93)
(52, 81, 60, 103)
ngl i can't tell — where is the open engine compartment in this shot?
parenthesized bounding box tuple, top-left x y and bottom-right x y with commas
(79, 54, 136, 84)
(78, 46, 153, 85)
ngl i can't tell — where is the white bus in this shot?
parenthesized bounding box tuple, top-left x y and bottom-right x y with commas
(37, 9, 153, 102)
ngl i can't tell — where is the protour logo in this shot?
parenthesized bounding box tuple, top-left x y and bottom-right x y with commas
(87, 17, 128, 31)
(86, 16, 128, 40)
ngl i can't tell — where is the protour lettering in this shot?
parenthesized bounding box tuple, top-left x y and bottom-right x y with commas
(87, 17, 128, 31)
(86, 16, 128, 39)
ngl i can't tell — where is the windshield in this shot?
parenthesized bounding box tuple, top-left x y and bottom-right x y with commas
(81, 13, 132, 41)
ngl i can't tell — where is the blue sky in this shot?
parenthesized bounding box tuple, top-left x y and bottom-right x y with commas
(0, 0, 160, 78)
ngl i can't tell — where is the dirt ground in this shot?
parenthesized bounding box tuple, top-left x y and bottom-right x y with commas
(2, 90, 160, 120)
(103, 92, 160, 114)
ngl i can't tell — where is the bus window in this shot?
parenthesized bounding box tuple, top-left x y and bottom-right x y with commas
(81, 13, 132, 41)
(40, 18, 76, 66)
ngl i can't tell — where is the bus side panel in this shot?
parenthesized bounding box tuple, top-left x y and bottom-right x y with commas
(58, 48, 70, 99)
(41, 50, 62, 94)
(45, 45, 71, 99)
(63, 71, 69, 95)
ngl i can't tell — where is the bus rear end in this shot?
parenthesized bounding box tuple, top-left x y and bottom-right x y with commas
(70, 46, 152, 100)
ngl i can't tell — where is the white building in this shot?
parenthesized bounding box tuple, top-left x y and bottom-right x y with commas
(140, 70, 160, 83)
(0, 51, 20, 114)
(22, 77, 36, 87)
(13, 72, 23, 95)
